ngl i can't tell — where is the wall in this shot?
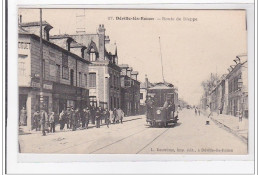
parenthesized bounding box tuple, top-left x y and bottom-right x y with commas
(18, 36, 31, 87)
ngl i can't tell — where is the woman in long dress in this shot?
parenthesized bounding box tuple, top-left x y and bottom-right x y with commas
(20, 107, 27, 126)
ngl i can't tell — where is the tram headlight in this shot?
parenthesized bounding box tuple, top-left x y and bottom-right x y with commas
(156, 110, 161, 115)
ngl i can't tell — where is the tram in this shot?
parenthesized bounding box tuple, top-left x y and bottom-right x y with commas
(146, 82, 179, 127)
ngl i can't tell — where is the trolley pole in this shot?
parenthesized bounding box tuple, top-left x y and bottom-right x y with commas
(39, 8, 44, 111)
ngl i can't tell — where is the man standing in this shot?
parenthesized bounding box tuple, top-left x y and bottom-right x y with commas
(146, 96, 154, 120)
(96, 107, 102, 128)
(81, 108, 86, 128)
(84, 107, 91, 129)
(33, 110, 40, 131)
(113, 108, 117, 124)
(67, 107, 72, 129)
(71, 107, 76, 131)
(104, 108, 110, 128)
(206, 105, 211, 118)
(49, 112, 55, 133)
(40, 109, 48, 136)
(75, 108, 81, 129)
(59, 109, 65, 130)
(90, 104, 96, 125)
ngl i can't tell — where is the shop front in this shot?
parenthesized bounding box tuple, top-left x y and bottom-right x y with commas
(53, 83, 89, 113)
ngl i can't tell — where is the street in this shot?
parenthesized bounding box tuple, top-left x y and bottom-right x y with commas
(19, 109, 247, 154)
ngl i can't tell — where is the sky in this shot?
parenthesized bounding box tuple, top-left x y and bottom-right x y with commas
(18, 9, 247, 105)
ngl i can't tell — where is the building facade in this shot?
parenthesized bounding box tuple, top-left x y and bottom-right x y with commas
(226, 60, 248, 117)
(51, 24, 121, 110)
(19, 22, 90, 130)
(119, 64, 140, 116)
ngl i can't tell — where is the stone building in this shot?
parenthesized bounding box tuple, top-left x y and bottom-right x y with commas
(66, 24, 121, 109)
(226, 58, 248, 118)
(119, 64, 140, 116)
(208, 74, 228, 114)
(18, 21, 90, 130)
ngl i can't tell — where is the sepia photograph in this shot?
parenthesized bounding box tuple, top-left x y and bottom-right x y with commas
(17, 8, 249, 155)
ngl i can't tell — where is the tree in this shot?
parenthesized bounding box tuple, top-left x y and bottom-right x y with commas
(201, 73, 220, 96)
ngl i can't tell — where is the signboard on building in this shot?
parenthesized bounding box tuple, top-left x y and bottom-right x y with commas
(31, 81, 53, 90)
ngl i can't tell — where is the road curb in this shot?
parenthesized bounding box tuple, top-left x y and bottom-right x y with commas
(210, 117, 248, 144)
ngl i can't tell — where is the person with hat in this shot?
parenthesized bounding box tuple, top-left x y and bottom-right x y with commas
(71, 107, 77, 131)
(96, 107, 102, 128)
(49, 112, 55, 133)
(65, 107, 71, 129)
(33, 110, 40, 131)
(59, 109, 65, 130)
(83, 107, 91, 129)
(104, 108, 110, 128)
(40, 109, 48, 136)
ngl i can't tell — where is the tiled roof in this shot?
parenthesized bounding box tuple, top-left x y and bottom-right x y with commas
(119, 64, 129, 68)
(20, 21, 53, 29)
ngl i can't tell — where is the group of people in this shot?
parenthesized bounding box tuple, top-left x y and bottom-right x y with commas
(31, 105, 125, 136)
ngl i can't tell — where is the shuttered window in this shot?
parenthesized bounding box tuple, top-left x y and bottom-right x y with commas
(89, 73, 96, 88)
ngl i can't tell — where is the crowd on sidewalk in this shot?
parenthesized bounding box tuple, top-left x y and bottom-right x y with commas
(19, 105, 125, 136)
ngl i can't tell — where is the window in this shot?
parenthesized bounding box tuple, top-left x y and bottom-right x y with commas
(90, 96, 97, 107)
(62, 53, 68, 66)
(79, 72, 82, 87)
(18, 62, 25, 75)
(62, 53, 69, 79)
(70, 69, 74, 86)
(62, 67, 69, 79)
(90, 48, 96, 61)
(89, 73, 96, 88)
(56, 65, 60, 82)
(140, 93, 143, 100)
(84, 74, 87, 87)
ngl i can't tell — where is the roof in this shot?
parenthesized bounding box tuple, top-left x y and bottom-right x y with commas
(20, 21, 53, 30)
(50, 34, 74, 40)
(19, 32, 91, 65)
(70, 40, 86, 48)
(18, 25, 29, 34)
(148, 82, 174, 90)
(119, 64, 129, 68)
(131, 71, 138, 75)
(70, 34, 99, 52)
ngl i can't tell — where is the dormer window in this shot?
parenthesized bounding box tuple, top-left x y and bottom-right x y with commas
(90, 48, 96, 61)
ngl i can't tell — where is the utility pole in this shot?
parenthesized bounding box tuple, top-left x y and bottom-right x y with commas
(39, 8, 44, 111)
(159, 37, 165, 83)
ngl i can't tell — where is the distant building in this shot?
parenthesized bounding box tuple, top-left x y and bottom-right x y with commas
(119, 64, 140, 116)
(18, 21, 90, 130)
(206, 55, 248, 118)
(139, 75, 153, 114)
(226, 57, 248, 118)
(208, 74, 228, 114)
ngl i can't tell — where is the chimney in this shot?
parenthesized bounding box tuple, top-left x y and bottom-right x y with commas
(18, 15, 22, 24)
(145, 74, 148, 88)
(98, 24, 105, 60)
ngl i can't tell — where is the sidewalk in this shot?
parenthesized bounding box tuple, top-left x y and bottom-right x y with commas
(210, 113, 248, 143)
(19, 115, 144, 135)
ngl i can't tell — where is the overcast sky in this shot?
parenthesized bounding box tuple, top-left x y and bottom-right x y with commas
(19, 9, 247, 105)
